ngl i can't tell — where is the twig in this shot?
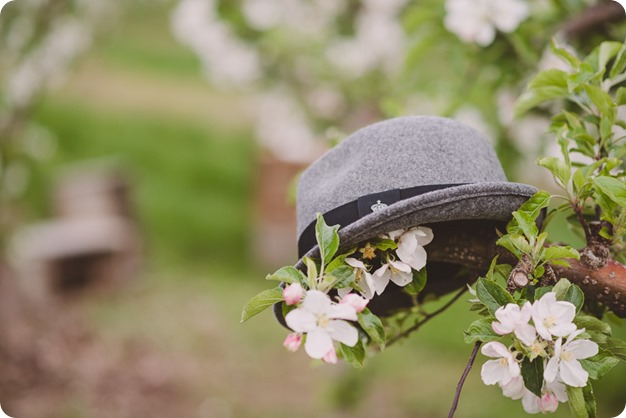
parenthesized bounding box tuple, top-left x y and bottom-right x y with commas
(387, 286, 468, 347)
(448, 341, 482, 418)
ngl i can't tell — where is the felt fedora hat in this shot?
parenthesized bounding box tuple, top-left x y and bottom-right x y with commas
(294, 116, 537, 271)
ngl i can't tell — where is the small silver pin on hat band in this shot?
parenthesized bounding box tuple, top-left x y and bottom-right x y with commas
(370, 200, 388, 212)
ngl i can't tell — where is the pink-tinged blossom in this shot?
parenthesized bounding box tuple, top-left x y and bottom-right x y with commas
(480, 342, 521, 386)
(531, 292, 577, 340)
(395, 227, 433, 271)
(340, 293, 369, 313)
(283, 333, 302, 352)
(521, 381, 568, 414)
(544, 329, 598, 387)
(322, 347, 338, 364)
(339, 258, 375, 299)
(372, 259, 412, 295)
(285, 290, 358, 359)
(492, 302, 536, 346)
(283, 282, 304, 305)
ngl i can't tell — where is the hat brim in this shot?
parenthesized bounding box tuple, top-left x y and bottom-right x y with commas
(294, 182, 536, 270)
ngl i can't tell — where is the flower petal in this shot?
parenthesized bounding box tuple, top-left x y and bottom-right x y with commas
(481, 360, 507, 385)
(285, 309, 316, 333)
(514, 323, 537, 347)
(345, 257, 366, 269)
(304, 328, 334, 359)
(567, 339, 598, 360)
(326, 320, 358, 347)
(550, 322, 577, 338)
(413, 226, 434, 246)
(546, 380, 568, 403)
(398, 245, 427, 271)
(389, 270, 413, 287)
(329, 303, 357, 321)
(302, 290, 332, 315)
(559, 358, 589, 387)
(500, 376, 525, 400)
(389, 259, 411, 273)
(492, 321, 513, 335)
(482, 341, 510, 358)
(551, 300, 576, 324)
(522, 390, 541, 414)
(372, 269, 390, 296)
(544, 355, 559, 383)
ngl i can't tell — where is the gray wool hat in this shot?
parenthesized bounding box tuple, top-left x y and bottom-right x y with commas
(294, 115, 537, 268)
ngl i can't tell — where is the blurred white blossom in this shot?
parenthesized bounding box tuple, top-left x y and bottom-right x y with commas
(6, 18, 91, 107)
(444, 0, 529, 46)
(171, 0, 261, 87)
(255, 90, 326, 163)
(327, 0, 407, 76)
(454, 107, 495, 143)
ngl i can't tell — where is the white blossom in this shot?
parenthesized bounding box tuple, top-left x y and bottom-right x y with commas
(372, 259, 413, 295)
(285, 290, 358, 359)
(492, 302, 536, 346)
(531, 292, 577, 340)
(283, 282, 304, 305)
(444, 0, 529, 46)
(394, 227, 433, 271)
(339, 293, 369, 313)
(340, 258, 375, 300)
(544, 329, 598, 387)
(480, 341, 521, 386)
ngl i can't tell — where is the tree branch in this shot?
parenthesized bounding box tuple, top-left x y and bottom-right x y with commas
(448, 341, 482, 418)
(561, 1, 626, 41)
(386, 286, 468, 347)
(424, 221, 626, 318)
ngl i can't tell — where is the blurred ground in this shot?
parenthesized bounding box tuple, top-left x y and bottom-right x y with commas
(0, 2, 625, 418)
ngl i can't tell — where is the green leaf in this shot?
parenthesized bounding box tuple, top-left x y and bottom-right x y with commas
(529, 69, 569, 89)
(553, 278, 572, 299)
(266, 266, 306, 285)
(550, 38, 580, 69)
(497, 234, 531, 256)
(567, 386, 588, 418)
(564, 285, 585, 313)
(521, 357, 544, 398)
(600, 337, 626, 361)
(515, 86, 569, 116)
(240, 287, 284, 323)
(304, 257, 318, 289)
(511, 191, 551, 225)
(582, 383, 597, 418)
(535, 286, 553, 300)
(370, 238, 397, 251)
(583, 85, 613, 116)
(543, 246, 580, 263)
(405, 268, 427, 295)
(616, 87, 626, 106)
(593, 176, 626, 207)
(537, 157, 571, 187)
(315, 213, 340, 266)
(594, 41, 623, 72)
(322, 265, 355, 290)
(609, 42, 626, 79)
(463, 318, 499, 344)
(475, 278, 515, 316)
(339, 340, 365, 368)
(580, 349, 620, 380)
(358, 308, 386, 350)
(511, 211, 538, 242)
(574, 315, 612, 342)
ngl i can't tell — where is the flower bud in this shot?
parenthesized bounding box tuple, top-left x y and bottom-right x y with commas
(539, 393, 559, 413)
(283, 333, 302, 352)
(340, 293, 369, 313)
(322, 347, 337, 364)
(283, 283, 304, 305)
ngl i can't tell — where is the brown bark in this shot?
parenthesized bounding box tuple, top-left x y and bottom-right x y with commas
(561, 1, 626, 41)
(424, 222, 626, 318)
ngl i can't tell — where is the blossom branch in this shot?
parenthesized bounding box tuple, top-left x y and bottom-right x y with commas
(386, 286, 468, 347)
(424, 222, 626, 318)
(448, 341, 481, 418)
(561, 0, 625, 41)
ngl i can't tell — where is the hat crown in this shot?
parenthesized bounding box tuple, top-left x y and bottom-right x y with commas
(296, 116, 507, 237)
